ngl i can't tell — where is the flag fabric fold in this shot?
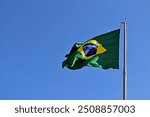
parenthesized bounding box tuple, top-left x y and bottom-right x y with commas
(62, 29, 120, 70)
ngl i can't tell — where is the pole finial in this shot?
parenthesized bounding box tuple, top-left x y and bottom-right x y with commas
(121, 17, 127, 24)
(124, 17, 127, 24)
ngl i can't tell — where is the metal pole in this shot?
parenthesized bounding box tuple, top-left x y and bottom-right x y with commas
(122, 19, 127, 100)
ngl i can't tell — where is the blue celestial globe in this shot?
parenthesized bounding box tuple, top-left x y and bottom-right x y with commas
(83, 43, 98, 57)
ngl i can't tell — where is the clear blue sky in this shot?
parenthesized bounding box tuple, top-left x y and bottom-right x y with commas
(0, 0, 150, 100)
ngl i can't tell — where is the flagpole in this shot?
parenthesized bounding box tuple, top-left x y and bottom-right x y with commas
(122, 18, 127, 100)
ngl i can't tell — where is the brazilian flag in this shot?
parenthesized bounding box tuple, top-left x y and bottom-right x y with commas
(62, 29, 120, 70)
